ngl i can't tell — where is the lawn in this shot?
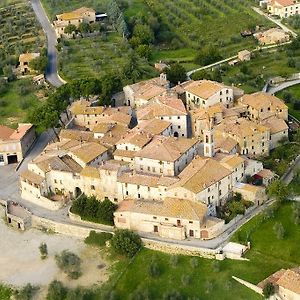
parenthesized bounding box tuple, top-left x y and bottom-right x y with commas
(0, 80, 42, 128)
(276, 85, 300, 121)
(87, 202, 299, 300)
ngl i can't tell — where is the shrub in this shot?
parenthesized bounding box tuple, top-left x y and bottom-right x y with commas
(181, 274, 191, 286)
(170, 255, 179, 267)
(46, 280, 67, 300)
(190, 257, 199, 268)
(55, 250, 81, 279)
(39, 242, 48, 259)
(263, 282, 275, 298)
(273, 222, 285, 239)
(148, 260, 161, 277)
(163, 290, 183, 300)
(15, 284, 39, 300)
(84, 231, 113, 247)
(111, 229, 142, 257)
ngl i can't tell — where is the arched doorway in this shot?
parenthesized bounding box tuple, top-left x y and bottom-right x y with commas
(75, 187, 82, 198)
(174, 131, 179, 137)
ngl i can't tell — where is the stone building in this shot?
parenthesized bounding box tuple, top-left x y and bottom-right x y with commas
(0, 124, 36, 166)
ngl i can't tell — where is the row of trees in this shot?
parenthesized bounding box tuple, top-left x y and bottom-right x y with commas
(64, 22, 102, 36)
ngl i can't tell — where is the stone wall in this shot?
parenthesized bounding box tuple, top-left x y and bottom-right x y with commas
(31, 215, 112, 238)
(142, 238, 219, 259)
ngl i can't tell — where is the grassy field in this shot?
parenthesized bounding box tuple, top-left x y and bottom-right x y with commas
(276, 85, 300, 121)
(0, 80, 42, 128)
(86, 201, 299, 300)
(290, 177, 300, 195)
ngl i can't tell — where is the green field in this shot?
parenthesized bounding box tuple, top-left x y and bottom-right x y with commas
(86, 201, 299, 300)
(58, 33, 156, 81)
(0, 80, 42, 128)
(276, 85, 300, 121)
(124, 0, 271, 60)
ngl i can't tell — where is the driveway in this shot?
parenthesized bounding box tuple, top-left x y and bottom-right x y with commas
(30, 0, 65, 87)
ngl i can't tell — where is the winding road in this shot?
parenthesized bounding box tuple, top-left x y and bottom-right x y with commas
(30, 0, 65, 87)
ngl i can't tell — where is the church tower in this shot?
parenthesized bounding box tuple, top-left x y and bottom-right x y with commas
(203, 118, 214, 157)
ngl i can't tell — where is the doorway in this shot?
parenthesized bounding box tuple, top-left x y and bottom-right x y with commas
(7, 155, 18, 164)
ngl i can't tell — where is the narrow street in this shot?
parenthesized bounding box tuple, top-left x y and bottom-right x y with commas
(30, 0, 65, 87)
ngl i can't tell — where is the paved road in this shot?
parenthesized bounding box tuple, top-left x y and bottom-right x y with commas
(252, 7, 297, 37)
(267, 79, 300, 94)
(30, 0, 65, 87)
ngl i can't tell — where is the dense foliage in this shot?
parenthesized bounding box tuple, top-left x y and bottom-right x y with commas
(71, 195, 117, 225)
(111, 229, 142, 257)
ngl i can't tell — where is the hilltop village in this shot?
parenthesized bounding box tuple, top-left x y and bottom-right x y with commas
(17, 74, 288, 240)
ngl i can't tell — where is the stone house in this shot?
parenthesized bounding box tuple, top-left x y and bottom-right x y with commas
(215, 118, 270, 157)
(184, 80, 234, 110)
(257, 267, 300, 300)
(54, 7, 96, 38)
(114, 198, 225, 240)
(19, 53, 40, 74)
(134, 136, 199, 176)
(123, 74, 169, 107)
(261, 117, 289, 149)
(239, 92, 288, 121)
(238, 50, 251, 62)
(0, 124, 36, 166)
(136, 95, 188, 137)
(267, 0, 300, 18)
(69, 100, 133, 130)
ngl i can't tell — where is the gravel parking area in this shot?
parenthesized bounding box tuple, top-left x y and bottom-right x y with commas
(0, 219, 109, 291)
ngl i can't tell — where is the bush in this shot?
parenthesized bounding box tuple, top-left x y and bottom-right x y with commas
(39, 242, 48, 259)
(170, 255, 179, 267)
(263, 282, 275, 298)
(190, 257, 199, 268)
(55, 250, 81, 279)
(148, 259, 161, 277)
(71, 195, 117, 225)
(111, 230, 142, 257)
(46, 280, 67, 300)
(15, 284, 39, 300)
(273, 222, 285, 239)
(181, 274, 191, 286)
(84, 231, 113, 247)
(163, 290, 183, 300)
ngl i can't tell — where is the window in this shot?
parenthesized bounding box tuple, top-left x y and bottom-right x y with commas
(189, 230, 194, 237)
(54, 179, 57, 183)
(178, 125, 181, 129)
(154, 225, 158, 233)
(165, 218, 169, 221)
(91, 185, 95, 190)
(138, 193, 141, 198)
(0, 155, 4, 162)
(153, 216, 157, 220)
(177, 116, 180, 119)
(189, 221, 193, 224)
